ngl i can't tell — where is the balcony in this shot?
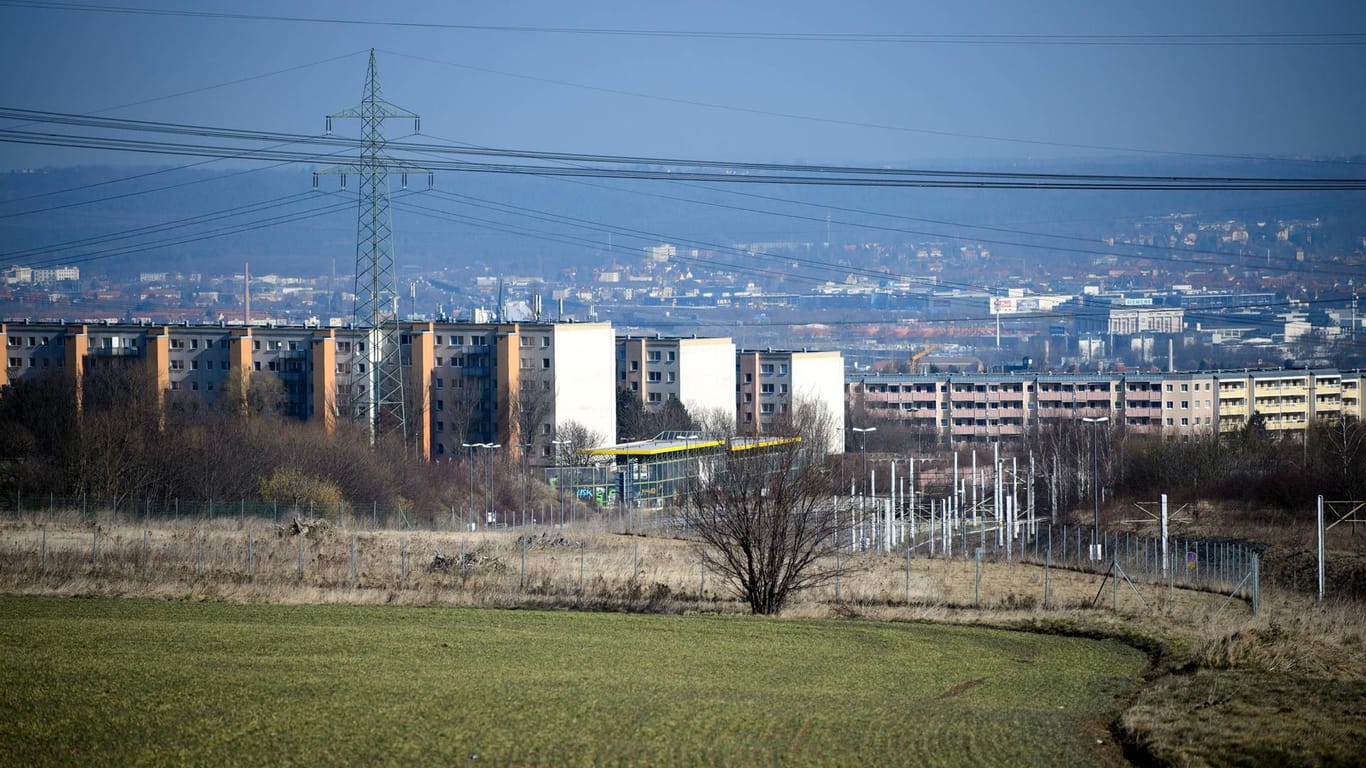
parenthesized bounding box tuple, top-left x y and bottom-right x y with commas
(89, 346, 139, 357)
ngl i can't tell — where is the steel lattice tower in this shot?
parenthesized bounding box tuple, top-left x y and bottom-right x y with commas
(318, 49, 425, 443)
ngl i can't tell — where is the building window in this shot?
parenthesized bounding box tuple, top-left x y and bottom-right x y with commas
(667, 372, 675, 383)
(761, 403, 774, 414)
(630, 361, 639, 371)
(647, 350, 661, 362)
(648, 392, 662, 403)
(761, 364, 774, 374)
(630, 382, 638, 392)
(760, 383, 774, 394)
(648, 372, 661, 383)
(744, 373, 753, 384)
(542, 336, 551, 347)
(170, 360, 185, 371)
(542, 358, 551, 369)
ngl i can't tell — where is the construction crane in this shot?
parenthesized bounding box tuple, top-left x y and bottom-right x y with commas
(910, 344, 941, 373)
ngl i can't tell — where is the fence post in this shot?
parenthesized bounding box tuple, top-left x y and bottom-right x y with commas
(401, 537, 408, 587)
(1252, 552, 1260, 615)
(460, 539, 466, 579)
(296, 532, 303, 580)
(1043, 525, 1052, 610)
(905, 546, 911, 604)
(1317, 495, 1325, 601)
(520, 538, 527, 591)
(835, 549, 841, 601)
(579, 541, 585, 596)
(247, 532, 254, 581)
(974, 547, 982, 608)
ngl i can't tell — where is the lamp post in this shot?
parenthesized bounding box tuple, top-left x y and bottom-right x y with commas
(463, 443, 500, 527)
(552, 438, 572, 526)
(852, 426, 877, 495)
(521, 441, 531, 527)
(485, 443, 501, 527)
(461, 442, 477, 529)
(1081, 416, 1108, 561)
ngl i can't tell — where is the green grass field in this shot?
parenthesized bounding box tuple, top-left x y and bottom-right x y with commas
(0, 597, 1145, 766)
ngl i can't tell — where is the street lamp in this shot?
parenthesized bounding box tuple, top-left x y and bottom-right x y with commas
(552, 438, 572, 526)
(485, 443, 501, 527)
(1081, 416, 1109, 562)
(852, 426, 877, 495)
(461, 442, 477, 529)
(521, 440, 532, 527)
(463, 442, 500, 527)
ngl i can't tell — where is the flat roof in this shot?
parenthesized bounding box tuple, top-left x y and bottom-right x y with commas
(583, 434, 801, 457)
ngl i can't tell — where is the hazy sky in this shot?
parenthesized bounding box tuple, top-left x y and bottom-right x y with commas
(2, 0, 1365, 169)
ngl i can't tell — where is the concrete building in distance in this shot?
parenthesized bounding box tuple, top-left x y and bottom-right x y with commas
(616, 335, 737, 427)
(1, 319, 616, 464)
(737, 348, 845, 454)
(849, 367, 1364, 445)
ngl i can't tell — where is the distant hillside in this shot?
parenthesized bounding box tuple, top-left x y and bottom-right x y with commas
(1, 158, 1361, 279)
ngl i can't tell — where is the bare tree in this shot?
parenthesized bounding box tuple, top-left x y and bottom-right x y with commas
(680, 399, 847, 615)
(555, 419, 605, 466)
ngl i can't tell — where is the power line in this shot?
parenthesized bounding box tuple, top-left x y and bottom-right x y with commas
(0, 50, 370, 208)
(12, 193, 359, 270)
(5, 3, 1363, 46)
(386, 50, 1362, 167)
(1, 191, 318, 262)
(3, 110, 1364, 190)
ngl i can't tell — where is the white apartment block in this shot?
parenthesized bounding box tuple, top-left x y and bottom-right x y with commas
(616, 335, 737, 427)
(737, 349, 845, 454)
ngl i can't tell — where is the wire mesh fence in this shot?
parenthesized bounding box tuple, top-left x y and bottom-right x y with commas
(0, 495, 1258, 615)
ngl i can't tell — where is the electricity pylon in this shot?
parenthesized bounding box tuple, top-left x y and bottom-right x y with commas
(315, 49, 429, 444)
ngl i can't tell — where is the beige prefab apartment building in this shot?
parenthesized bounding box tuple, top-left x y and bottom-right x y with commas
(1, 319, 616, 464)
(737, 349, 845, 454)
(616, 335, 737, 429)
(849, 368, 1364, 445)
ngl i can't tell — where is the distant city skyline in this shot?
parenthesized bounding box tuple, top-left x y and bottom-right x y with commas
(3, 1, 1366, 171)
